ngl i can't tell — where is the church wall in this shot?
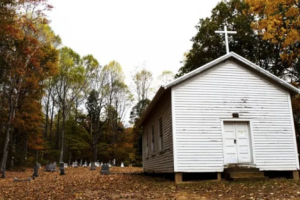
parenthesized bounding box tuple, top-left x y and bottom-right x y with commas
(172, 60, 299, 172)
(142, 90, 174, 173)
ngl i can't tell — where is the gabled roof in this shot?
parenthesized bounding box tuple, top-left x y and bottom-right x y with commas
(138, 52, 300, 127)
(164, 52, 300, 93)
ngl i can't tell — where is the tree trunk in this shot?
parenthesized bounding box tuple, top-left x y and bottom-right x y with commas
(59, 106, 66, 163)
(0, 84, 6, 137)
(24, 134, 28, 162)
(90, 141, 97, 170)
(55, 110, 61, 150)
(44, 90, 51, 138)
(68, 152, 72, 166)
(10, 130, 16, 169)
(94, 144, 97, 162)
(75, 98, 78, 122)
(49, 100, 55, 143)
(1, 105, 13, 178)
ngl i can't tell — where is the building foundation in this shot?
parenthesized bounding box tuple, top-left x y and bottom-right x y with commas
(175, 172, 182, 184)
(293, 171, 299, 180)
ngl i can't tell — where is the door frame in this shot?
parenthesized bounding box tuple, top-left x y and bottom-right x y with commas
(221, 119, 255, 165)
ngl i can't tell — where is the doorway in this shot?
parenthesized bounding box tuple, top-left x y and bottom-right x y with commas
(223, 121, 252, 164)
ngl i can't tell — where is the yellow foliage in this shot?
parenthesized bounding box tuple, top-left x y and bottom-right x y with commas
(246, 0, 300, 62)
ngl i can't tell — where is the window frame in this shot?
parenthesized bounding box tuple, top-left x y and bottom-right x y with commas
(145, 131, 149, 157)
(151, 125, 155, 153)
(158, 117, 164, 151)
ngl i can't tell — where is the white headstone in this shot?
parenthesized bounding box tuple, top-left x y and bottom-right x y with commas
(74, 161, 78, 168)
(121, 162, 124, 168)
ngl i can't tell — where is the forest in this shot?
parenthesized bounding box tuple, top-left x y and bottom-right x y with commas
(1, 0, 300, 180)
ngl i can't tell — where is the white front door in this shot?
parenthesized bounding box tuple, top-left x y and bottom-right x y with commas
(224, 121, 252, 164)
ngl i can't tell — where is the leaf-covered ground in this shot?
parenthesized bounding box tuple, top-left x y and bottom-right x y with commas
(0, 167, 300, 200)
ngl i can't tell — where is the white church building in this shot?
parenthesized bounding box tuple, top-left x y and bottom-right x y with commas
(138, 51, 300, 182)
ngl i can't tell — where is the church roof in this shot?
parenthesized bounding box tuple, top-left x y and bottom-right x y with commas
(164, 52, 300, 93)
(137, 52, 300, 127)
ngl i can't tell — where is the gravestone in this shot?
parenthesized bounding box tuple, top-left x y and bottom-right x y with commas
(51, 162, 56, 172)
(113, 159, 116, 166)
(100, 164, 110, 175)
(80, 159, 82, 167)
(121, 162, 124, 168)
(90, 162, 96, 171)
(46, 163, 51, 172)
(74, 161, 78, 168)
(64, 163, 68, 168)
(46, 163, 55, 172)
(32, 163, 39, 177)
(14, 177, 31, 182)
(84, 161, 87, 167)
(59, 162, 65, 175)
(100, 162, 103, 166)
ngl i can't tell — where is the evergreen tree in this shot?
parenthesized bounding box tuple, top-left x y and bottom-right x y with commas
(130, 99, 151, 124)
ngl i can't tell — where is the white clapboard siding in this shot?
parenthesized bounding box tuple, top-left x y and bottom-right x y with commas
(172, 60, 299, 172)
(142, 91, 174, 173)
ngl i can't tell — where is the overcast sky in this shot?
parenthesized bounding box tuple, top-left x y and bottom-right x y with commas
(47, 0, 221, 123)
(47, 0, 220, 82)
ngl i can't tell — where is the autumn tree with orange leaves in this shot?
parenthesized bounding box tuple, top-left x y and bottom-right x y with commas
(0, 1, 140, 176)
(0, 0, 59, 178)
(246, 0, 300, 82)
(246, 0, 300, 147)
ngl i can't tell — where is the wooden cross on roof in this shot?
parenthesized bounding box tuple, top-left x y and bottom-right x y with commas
(215, 25, 237, 54)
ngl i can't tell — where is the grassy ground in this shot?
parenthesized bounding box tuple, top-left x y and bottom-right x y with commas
(0, 167, 300, 199)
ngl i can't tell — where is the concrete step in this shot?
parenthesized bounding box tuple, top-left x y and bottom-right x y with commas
(230, 172, 265, 179)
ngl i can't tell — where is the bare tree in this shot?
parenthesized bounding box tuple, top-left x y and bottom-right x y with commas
(132, 68, 153, 102)
(158, 70, 174, 85)
(53, 47, 86, 164)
